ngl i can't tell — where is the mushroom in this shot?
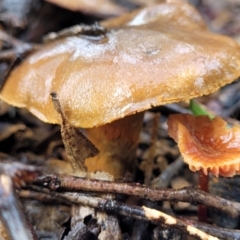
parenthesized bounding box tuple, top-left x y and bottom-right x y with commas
(167, 113, 240, 222)
(44, 0, 160, 18)
(167, 114, 240, 177)
(45, 0, 127, 17)
(1, 1, 240, 178)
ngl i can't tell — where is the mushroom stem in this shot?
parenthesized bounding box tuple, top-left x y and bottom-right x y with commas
(85, 112, 144, 179)
(198, 169, 209, 222)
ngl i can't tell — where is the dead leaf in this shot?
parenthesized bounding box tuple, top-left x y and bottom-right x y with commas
(50, 92, 99, 171)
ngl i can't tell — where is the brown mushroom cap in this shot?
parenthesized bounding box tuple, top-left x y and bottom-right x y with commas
(1, 2, 240, 128)
(44, 0, 160, 17)
(45, 0, 126, 17)
(168, 114, 240, 177)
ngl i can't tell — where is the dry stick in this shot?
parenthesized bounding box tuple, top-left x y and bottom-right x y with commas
(0, 44, 40, 63)
(43, 22, 107, 42)
(35, 174, 240, 217)
(0, 42, 40, 92)
(151, 156, 184, 188)
(0, 29, 40, 91)
(0, 29, 20, 47)
(18, 189, 71, 205)
(0, 161, 41, 188)
(20, 188, 240, 240)
(0, 175, 37, 240)
(142, 206, 218, 240)
(49, 191, 218, 240)
(179, 217, 240, 240)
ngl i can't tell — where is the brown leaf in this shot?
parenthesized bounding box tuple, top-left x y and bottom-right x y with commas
(50, 92, 99, 171)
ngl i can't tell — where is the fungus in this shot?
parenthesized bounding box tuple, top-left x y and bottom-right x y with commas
(44, 0, 159, 18)
(45, 0, 127, 17)
(167, 114, 240, 177)
(1, 1, 240, 178)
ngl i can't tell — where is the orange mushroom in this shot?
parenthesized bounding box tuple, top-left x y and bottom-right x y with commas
(1, 1, 240, 178)
(167, 114, 240, 177)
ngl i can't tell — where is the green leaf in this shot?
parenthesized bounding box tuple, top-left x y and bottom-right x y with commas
(190, 99, 215, 118)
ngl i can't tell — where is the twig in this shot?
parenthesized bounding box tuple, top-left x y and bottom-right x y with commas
(35, 174, 240, 217)
(0, 161, 41, 188)
(0, 43, 40, 63)
(18, 189, 71, 205)
(0, 175, 37, 240)
(0, 29, 24, 48)
(19, 187, 240, 240)
(179, 217, 240, 240)
(142, 206, 218, 240)
(41, 191, 218, 240)
(0, 41, 40, 92)
(0, 29, 40, 92)
(43, 22, 107, 42)
(151, 156, 184, 188)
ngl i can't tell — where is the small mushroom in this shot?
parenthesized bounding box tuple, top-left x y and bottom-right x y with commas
(167, 114, 240, 177)
(1, 1, 240, 178)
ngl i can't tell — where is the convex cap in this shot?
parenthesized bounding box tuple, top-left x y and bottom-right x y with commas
(1, 1, 240, 128)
